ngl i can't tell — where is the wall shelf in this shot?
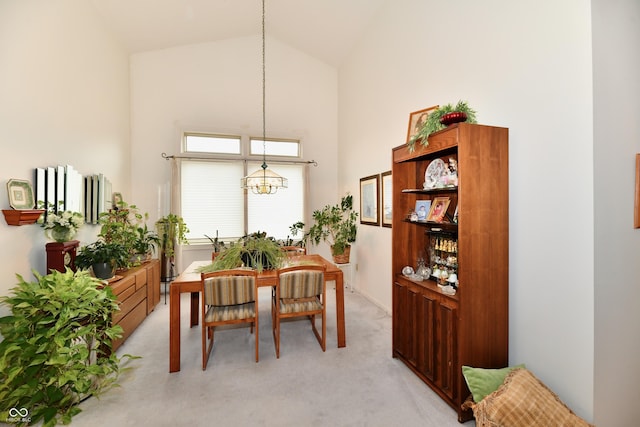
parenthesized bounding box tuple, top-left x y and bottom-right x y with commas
(2, 209, 44, 226)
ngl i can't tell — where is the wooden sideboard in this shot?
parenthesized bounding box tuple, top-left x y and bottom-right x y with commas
(108, 259, 161, 350)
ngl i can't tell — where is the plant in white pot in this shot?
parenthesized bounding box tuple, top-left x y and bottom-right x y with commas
(307, 195, 358, 264)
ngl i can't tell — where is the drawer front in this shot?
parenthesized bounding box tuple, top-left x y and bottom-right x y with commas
(133, 268, 147, 291)
(112, 300, 147, 351)
(113, 286, 146, 324)
(109, 275, 136, 297)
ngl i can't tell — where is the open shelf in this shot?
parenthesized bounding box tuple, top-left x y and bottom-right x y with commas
(2, 209, 44, 226)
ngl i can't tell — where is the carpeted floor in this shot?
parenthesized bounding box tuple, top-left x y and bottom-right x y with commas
(71, 286, 475, 426)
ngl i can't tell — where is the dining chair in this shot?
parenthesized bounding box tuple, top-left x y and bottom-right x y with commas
(200, 269, 259, 370)
(280, 246, 306, 256)
(272, 264, 326, 358)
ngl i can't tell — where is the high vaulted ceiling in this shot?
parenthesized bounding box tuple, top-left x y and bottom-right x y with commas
(89, 0, 386, 67)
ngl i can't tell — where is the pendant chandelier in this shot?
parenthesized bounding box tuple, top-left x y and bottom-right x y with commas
(241, 0, 288, 195)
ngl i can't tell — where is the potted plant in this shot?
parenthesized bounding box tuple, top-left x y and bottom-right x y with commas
(200, 231, 285, 273)
(282, 221, 306, 248)
(307, 194, 358, 264)
(131, 224, 160, 264)
(407, 100, 478, 151)
(98, 201, 149, 267)
(75, 240, 129, 279)
(155, 214, 189, 280)
(0, 269, 136, 426)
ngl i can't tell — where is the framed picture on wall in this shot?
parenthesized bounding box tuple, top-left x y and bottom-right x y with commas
(360, 174, 380, 226)
(407, 105, 438, 143)
(381, 170, 392, 227)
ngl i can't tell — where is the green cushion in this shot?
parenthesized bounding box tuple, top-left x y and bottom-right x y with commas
(462, 364, 525, 402)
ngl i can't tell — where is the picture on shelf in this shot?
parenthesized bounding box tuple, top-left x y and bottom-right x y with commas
(427, 197, 450, 223)
(415, 200, 431, 222)
(406, 106, 438, 143)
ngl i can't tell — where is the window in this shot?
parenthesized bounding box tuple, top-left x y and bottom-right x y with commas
(179, 134, 306, 243)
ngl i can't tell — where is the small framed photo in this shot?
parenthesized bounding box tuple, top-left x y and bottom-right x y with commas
(360, 174, 380, 226)
(415, 200, 431, 222)
(112, 192, 123, 208)
(381, 171, 392, 227)
(407, 105, 438, 143)
(427, 197, 450, 223)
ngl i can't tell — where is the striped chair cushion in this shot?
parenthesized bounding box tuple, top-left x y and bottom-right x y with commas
(205, 302, 256, 322)
(203, 275, 255, 306)
(279, 297, 322, 314)
(279, 270, 323, 299)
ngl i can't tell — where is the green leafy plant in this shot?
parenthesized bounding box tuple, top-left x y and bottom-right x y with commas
(307, 195, 358, 256)
(407, 100, 478, 151)
(204, 230, 226, 254)
(282, 221, 306, 247)
(98, 201, 159, 267)
(0, 269, 137, 426)
(200, 231, 285, 273)
(155, 214, 189, 259)
(132, 224, 160, 258)
(75, 240, 130, 271)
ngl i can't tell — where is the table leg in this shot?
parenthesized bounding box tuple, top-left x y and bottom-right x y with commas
(169, 282, 181, 372)
(190, 292, 199, 327)
(335, 270, 346, 348)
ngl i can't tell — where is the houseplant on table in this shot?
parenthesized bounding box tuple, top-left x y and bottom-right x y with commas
(0, 269, 136, 426)
(307, 194, 358, 264)
(75, 240, 129, 280)
(407, 100, 478, 151)
(201, 231, 285, 273)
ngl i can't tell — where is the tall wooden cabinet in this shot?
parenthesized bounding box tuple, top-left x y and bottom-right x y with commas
(391, 123, 509, 422)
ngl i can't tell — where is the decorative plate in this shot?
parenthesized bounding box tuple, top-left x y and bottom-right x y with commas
(6, 179, 35, 210)
(424, 158, 447, 189)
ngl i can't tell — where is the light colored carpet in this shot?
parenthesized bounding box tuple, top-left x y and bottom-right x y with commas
(72, 286, 475, 427)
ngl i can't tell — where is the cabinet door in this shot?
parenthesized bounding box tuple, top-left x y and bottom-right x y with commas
(437, 302, 457, 400)
(416, 291, 436, 381)
(393, 281, 415, 363)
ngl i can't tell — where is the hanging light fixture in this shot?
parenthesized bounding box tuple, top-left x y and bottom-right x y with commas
(241, 0, 288, 195)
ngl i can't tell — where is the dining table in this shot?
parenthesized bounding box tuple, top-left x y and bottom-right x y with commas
(168, 254, 346, 372)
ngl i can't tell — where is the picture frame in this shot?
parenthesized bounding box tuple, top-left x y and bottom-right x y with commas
(406, 105, 438, 143)
(6, 179, 35, 210)
(381, 171, 392, 227)
(360, 174, 380, 226)
(415, 200, 431, 222)
(427, 197, 450, 223)
(112, 192, 123, 208)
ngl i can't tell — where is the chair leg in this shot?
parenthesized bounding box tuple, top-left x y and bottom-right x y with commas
(255, 317, 259, 363)
(203, 325, 215, 370)
(272, 301, 280, 359)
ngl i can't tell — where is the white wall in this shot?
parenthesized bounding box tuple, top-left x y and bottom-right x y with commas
(129, 35, 339, 272)
(592, 0, 640, 426)
(0, 0, 130, 310)
(339, 0, 595, 421)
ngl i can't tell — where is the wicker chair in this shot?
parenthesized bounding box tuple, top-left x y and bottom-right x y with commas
(200, 269, 259, 370)
(272, 264, 326, 358)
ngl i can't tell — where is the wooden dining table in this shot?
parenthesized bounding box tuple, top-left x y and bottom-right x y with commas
(168, 254, 346, 372)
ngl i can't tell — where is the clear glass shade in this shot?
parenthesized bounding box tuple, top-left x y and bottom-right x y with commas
(241, 167, 288, 194)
